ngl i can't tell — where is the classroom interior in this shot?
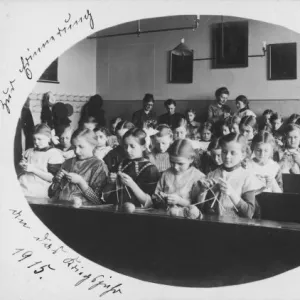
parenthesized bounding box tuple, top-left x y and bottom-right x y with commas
(21, 15, 300, 287)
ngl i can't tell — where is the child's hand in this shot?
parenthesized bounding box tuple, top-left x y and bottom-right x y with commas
(65, 172, 84, 184)
(118, 172, 135, 189)
(109, 173, 117, 183)
(55, 169, 66, 182)
(241, 158, 250, 169)
(166, 194, 182, 205)
(218, 178, 235, 197)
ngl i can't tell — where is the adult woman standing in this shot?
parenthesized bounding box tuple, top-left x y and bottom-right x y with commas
(207, 87, 230, 123)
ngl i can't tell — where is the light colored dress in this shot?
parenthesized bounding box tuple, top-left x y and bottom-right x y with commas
(155, 166, 205, 205)
(19, 147, 64, 198)
(207, 166, 263, 218)
(247, 159, 282, 193)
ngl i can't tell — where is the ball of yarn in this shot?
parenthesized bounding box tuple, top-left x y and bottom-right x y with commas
(183, 205, 200, 220)
(73, 197, 82, 209)
(122, 202, 136, 213)
(168, 206, 184, 217)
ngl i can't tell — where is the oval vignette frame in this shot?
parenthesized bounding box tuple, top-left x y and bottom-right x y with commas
(2, 2, 300, 300)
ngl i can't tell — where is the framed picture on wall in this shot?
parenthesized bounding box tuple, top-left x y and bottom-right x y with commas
(212, 20, 249, 68)
(268, 43, 297, 80)
(169, 42, 193, 83)
(37, 58, 59, 83)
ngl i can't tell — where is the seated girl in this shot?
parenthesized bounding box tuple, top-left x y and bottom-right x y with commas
(186, 109, 201, 140)
(259, 109, 273, 132)
(198, 133, 263, 219)
(93, 126, 112, 160)
(149, 139, 205, 209)
(200, 138, 223, 175)
(197, 121, 213, 153)
(230, 116, 241, 135)
(149, 124, 173, 173)
(270, 113, 284, 150)
(279, 124, 300, 174)
(19, 124, 64, 198)
(235, 95, 256, 119)
(103, 121, 135, 173)
(49, 128, 108, 205)
(239, 115, 257, 158)
(56, 126, 75, 160)
(103, 128, 160, 207)
(248, 131, 282, 193)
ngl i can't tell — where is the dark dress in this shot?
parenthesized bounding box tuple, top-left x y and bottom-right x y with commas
(103, 158, 160, 207)
(132, 109, 156, 128)
(14, 106, 35, 174)
(158, 113, 185, 129)
(103, 145, 127, 173)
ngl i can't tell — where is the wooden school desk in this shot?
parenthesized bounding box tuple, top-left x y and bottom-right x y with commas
(282, 174, 300, 194)
(27, 196, 300, 288)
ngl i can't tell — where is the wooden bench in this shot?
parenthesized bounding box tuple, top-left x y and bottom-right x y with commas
(283, 174, 300, 193)
(256, 192, 300, 223)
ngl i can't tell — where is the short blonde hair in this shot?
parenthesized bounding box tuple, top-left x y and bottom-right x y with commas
(71, 128, 98, 147)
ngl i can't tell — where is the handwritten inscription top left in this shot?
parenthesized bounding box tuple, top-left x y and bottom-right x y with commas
(0, 9, 94, 115)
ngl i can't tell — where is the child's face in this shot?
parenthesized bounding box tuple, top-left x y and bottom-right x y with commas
(221, 141, 244, 168)
(254, 143, 273, 164)
(240, 125, 254, 140)
(187, 112, 195, 122)
(95, 131, 108, 147)
(236, 101, 245, 110)
(201, 129, 212, 141)
(73, 137, 95, 160)
(170, 155, 193, 174)
(174, 126, 187, 140)
(263, 113, 271, 122)
(286, 130, 300, 149)
(33, 133, 50, 149)
(83, 122, 97, 131)
(231, 123, 240, 134)
(211, 149, 222, 166)
(272, 119, 282, 131)
(60, 130, 72, 149)
(217, 93, 228, 106)
(154, 135, 172, 153)
(123, 136, 145, 160)
(221, 125, 230, 136)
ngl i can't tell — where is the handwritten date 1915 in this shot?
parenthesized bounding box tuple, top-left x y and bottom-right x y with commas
(12, 248, 55, 279)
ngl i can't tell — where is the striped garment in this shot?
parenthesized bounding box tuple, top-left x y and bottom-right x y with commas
(149, 151, 171, 173)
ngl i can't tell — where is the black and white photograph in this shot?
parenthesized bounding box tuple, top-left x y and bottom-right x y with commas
(3, 2, 300, 299)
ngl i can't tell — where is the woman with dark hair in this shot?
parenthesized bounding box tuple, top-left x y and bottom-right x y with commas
(132, 93, 156, 128)
(79, 94, 106, 127)
(207, 87, 230, 123)
(158, 99, 185, 129)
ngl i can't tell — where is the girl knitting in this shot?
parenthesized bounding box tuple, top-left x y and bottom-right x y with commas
(103, 120, 135, 173)
(150, 139, 205, 209)
(198, 121, 213, 153)
(18, 124, 64, 198)
(279, 124, 300, 174)
(235, 95, 256, 119)
(249, 131, 282, 193)
(93, 126, 112, 160)
(186, 109, 201, 140)
(56, 126, 75, 160)
(149, 124, 173, 173)
(103, 128, 160, 207)
(49, 128, 108, 205)
(201, 138, 223, 175)
(199, 133, 263, 218)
